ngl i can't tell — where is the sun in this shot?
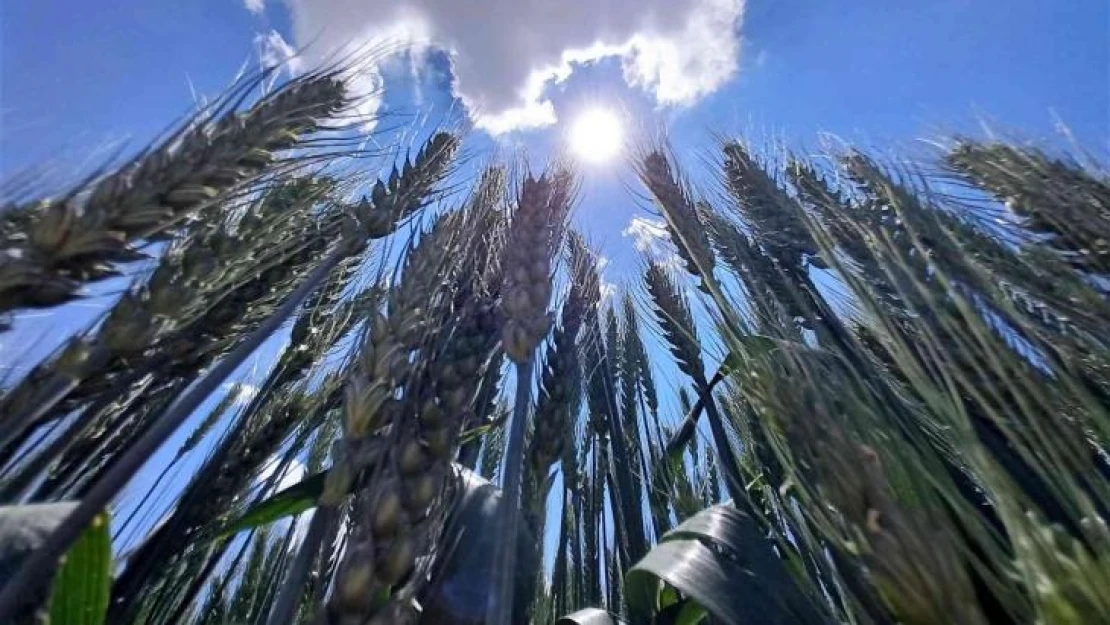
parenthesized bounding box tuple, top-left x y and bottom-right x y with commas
(568, 107, 623, 164)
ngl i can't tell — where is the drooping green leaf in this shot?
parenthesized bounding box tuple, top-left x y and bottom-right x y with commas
(48, 510, 111, 625)
(655, 596, 708, 625)
(625, 504, 831, 625)
(718, 334, 812, 374)
(420, 467, 538, 625)
(219, 471, 327, 537)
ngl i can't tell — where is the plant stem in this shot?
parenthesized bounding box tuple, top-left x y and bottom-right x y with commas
(489, 357, 534, 625)
(697, 380, 745, 501)
(264, 506, 333, 625)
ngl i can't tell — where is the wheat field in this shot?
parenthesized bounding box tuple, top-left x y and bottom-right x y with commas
(0, 64, 1108, 625)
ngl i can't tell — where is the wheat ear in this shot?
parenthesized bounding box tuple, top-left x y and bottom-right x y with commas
(25, 133, 457, 498)
(946, 140, 1110, 273)
(638, 150, 716, 289)
(0, 177, 337, 456)
(315, 209, 468, 625)
(355, 132, 460, 237)
(0, 241, 349, 621)
(523, 231, 598, 529)
(0, 129, 458, 622)
(0, 73, 347, 317)
(107, 287, 373, 619)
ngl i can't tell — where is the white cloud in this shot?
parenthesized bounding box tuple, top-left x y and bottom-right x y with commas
(244, 0, 265, 15)
(623, 216, 670, 253)
(623, 215, 682, 268)
(279, 0, 745, 133)
(753, 49, 768, 68)
(256, 30, 303, 76)
(596, 255, 617, 302)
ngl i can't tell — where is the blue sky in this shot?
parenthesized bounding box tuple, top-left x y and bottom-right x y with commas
(2, 0, 1108, 588)
(6, 0, 1105, 300)
(3, 0, 1106, 220)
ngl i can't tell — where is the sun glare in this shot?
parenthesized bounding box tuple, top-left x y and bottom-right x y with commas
(569, 107, 623, 164)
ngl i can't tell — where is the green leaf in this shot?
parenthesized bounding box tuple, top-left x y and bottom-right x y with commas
(219, 471, 327, 537)
(459, 420, 498, 445)
(626, 504, 832, 625)
(655, 596, 708, 625)
(422, 467, 540, 624)
(674, 599, 707, 625)
(659, 583, 681, 610)
(719, 334, 807, 373)
(48, 510, 111, 625)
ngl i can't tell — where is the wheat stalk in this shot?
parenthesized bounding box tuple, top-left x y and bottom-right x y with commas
(643, 262, 745, 501)
(488, 167, 574, 625)
(577, 272, 649, 576)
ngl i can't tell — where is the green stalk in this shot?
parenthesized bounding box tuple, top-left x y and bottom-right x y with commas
(488, 358, 535, 625)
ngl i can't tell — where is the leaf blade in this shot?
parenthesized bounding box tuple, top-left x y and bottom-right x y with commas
(219, 471, 326, 537)
(48, 511, 111, 625)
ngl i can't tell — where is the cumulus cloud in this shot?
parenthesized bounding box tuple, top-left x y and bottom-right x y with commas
(623, 215, 670, 253)
(623, 215, 682, 268)
(596, 255, 616, 302)
(244, 0, 265, 15)
(278, 0, 745, 133)
(256, 30, 303, 76)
